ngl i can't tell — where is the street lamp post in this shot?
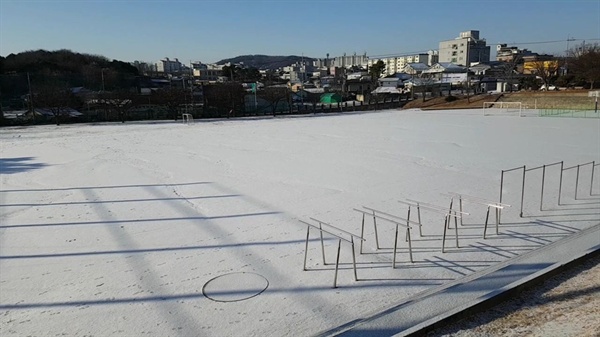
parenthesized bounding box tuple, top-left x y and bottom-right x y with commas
(101, 68, 106, 92)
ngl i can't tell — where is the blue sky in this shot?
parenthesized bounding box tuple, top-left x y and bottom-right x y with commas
(1, 0, 599, 64)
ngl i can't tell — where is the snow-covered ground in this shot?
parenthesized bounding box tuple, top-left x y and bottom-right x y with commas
(1, 109, 599, 336)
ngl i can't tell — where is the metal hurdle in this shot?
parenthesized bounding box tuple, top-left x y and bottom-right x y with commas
(400, 199, 467, 253)
(353, 207, 415, 267)
(539, 161, 563, 210)
(519, 163, 563, 215)
(499, 165, 525, 222)
(501, 161, 597, 220)
(592, 161, 599, 196)
(560, 161, 597, 201)
(443, 193, 510, 240)
(299, 217, 365, 288)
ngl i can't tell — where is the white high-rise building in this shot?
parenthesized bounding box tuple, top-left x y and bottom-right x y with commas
(438, 30, 490, 66)
(156, 57, 183, 74)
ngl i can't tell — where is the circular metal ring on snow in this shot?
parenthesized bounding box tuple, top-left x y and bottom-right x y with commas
(202, 272, 269, 302)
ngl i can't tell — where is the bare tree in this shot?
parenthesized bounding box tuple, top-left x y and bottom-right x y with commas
(500, 56, 522, 92)
(99, 89, 135, 123)
(33, 82, 75, 125)
(154, 88, 187, 120)
(258, 87, 289, 116)
(529, 59, 560, 90)
(203, 83, 245, 118)
(568, 44, 600, 89)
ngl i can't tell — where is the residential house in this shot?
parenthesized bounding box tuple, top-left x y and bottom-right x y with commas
(402, 63, 430, 75)
(422, 62, 467, 84)
(496, 44, 536, 62)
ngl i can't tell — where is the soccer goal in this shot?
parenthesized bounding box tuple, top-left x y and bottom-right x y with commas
(182, 113, 193, 124)
(483, 102, 523, 117)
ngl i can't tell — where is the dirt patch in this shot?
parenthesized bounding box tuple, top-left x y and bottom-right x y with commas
(426, 254, 600, 337)
(403, 90, 596, 111)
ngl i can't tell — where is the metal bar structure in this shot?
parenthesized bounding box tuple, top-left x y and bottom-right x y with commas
(354, 207, 415, 267)
(401, 199, 467, 253)
(561, 161, 596, 201)
(370, 209, 381, 249)
(443, 192, 509, 239)
(540, 165, 546, 211)
(499, 165, 525, 223)
(299, 218, 364, 288)
(400, 198, 468, 233)
(522, 161, 562, 212)
(576, 165, 580, 199)
(558, 161, 564, 205)
(592, 161, 598, 196)
(520, 166, 526, 217)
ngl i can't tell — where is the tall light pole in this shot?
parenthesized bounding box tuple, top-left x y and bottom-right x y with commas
(466, 36, 470, 102)
(101, 68, 106, 92)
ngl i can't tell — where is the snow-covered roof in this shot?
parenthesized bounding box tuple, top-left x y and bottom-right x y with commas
(371, 86, 404, 94)
(35, 108, 83, 117)
(404, 63, 430, 71)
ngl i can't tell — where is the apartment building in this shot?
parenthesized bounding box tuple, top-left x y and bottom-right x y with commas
(367, 51, 438, 76)
(156, 57, 184, 74)
(191, 62, 223, 82)
(438, 30, 490, 66)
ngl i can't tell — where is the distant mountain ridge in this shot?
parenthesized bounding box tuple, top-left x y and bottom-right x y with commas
(216, 54, 316, 70)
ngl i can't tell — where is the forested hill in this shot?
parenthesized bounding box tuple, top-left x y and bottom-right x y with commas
(0, 49, 139, 97)
(0, 49, 138, 76)
(216, 54, 316, 70)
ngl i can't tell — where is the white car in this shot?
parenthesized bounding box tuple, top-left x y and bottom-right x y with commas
(540, 85, 558, 91)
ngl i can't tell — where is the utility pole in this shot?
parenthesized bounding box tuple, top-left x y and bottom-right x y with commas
(101, 69, 105, 92)
(27, 72, 35, 123)
(466, 36, 471, 103)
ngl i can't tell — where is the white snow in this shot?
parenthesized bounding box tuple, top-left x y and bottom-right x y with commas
(1, 109, 599, 336)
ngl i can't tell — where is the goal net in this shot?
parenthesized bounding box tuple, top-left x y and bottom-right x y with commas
(182, 113, 193, 124)
(483, 102, 522, 117)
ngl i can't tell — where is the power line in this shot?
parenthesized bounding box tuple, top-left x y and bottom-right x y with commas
(369, 50, 432, 59)
(505, 38, 600, 46)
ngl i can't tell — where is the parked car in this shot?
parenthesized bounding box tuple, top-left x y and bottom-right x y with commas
(540, 85, 558, 91)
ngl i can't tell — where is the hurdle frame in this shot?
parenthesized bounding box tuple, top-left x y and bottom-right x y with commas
(355, 206, 416, 267)
(400, 199, 467, 253)
(443, 192, 510, 239)
(299, 217, 365, 288)
(559, 161, 596, 202)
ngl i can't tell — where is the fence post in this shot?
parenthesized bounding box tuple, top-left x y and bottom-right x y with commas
(575, 165, 580, 199)
(520, 165, 526, 217)
(591, 161, 596, 195)
(540, 165, 546, 211)
(499, 170, 504, 224)
(558, 161, 564, 205)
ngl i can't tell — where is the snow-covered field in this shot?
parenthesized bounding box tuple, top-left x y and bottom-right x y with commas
(1, 109, 599, 336)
